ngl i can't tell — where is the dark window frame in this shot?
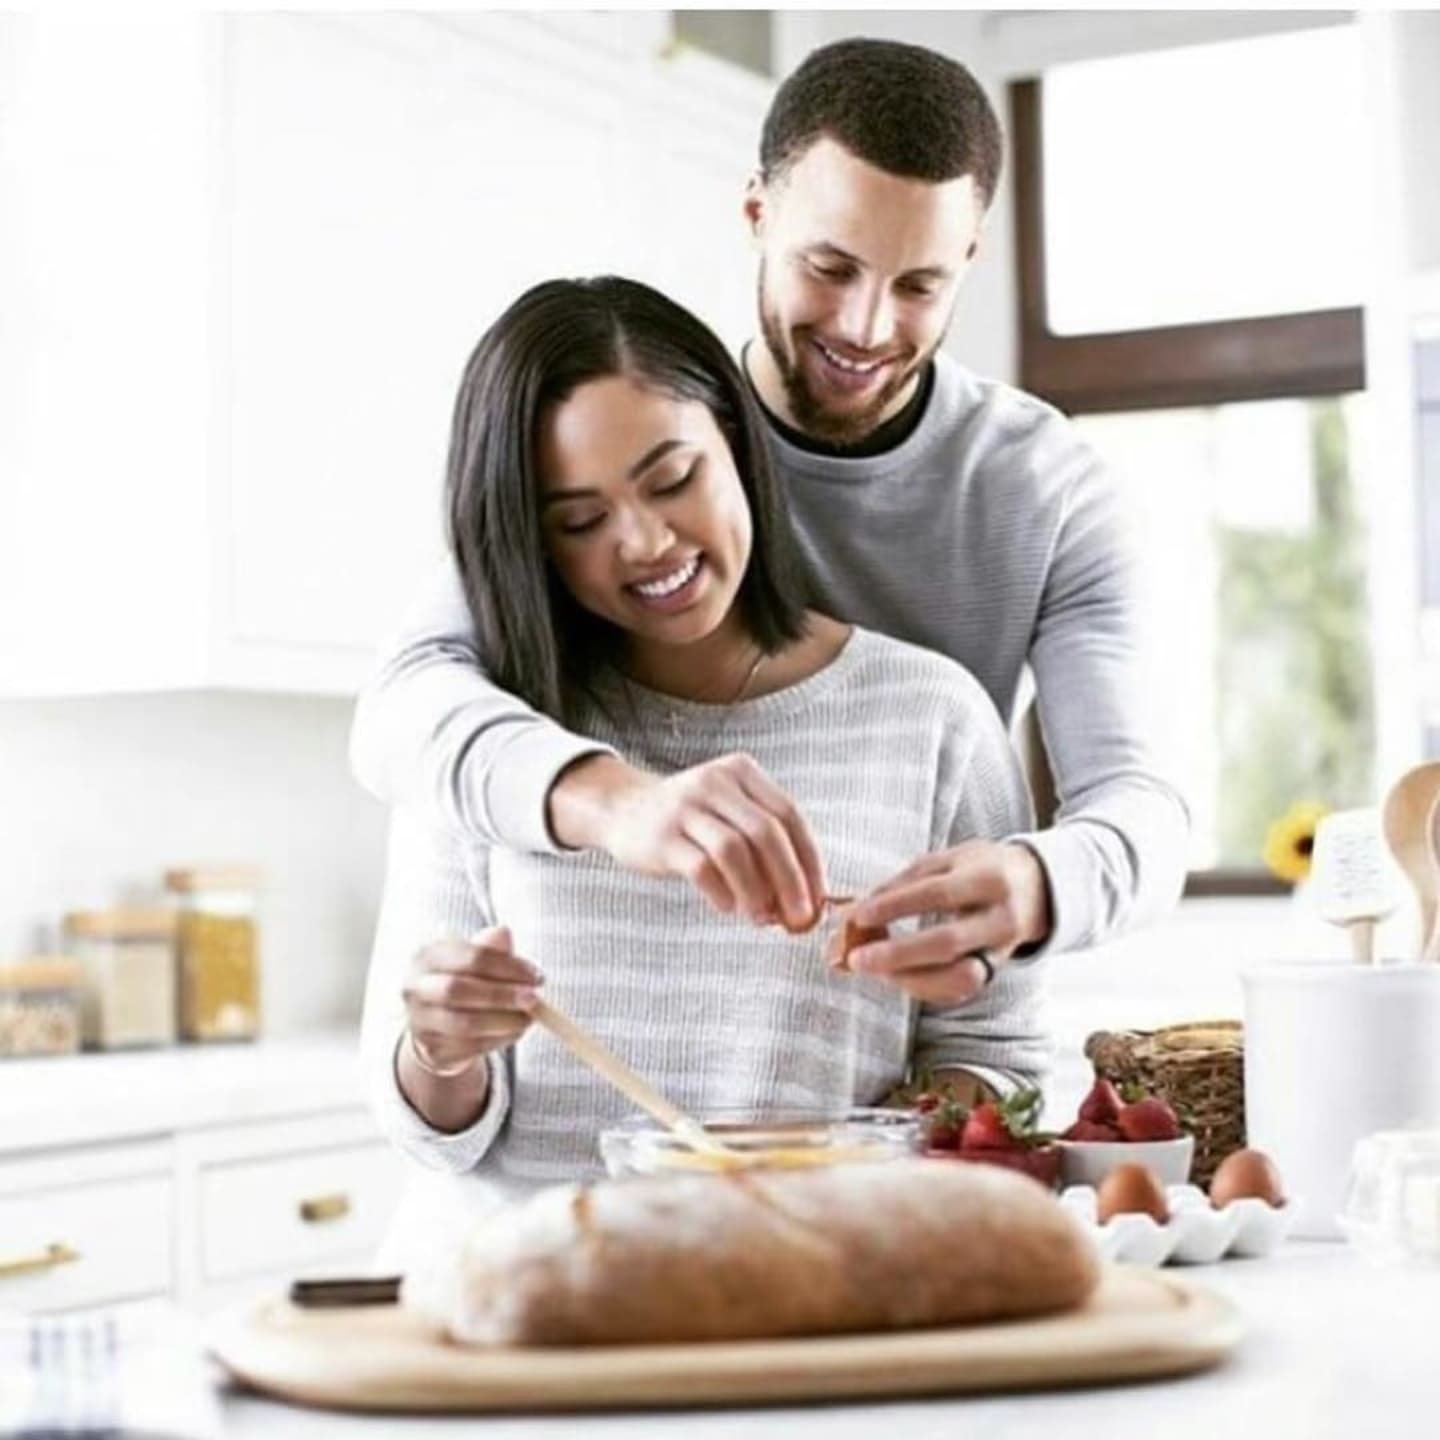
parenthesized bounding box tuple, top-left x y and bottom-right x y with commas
(1009, 76, 1367, 898)
(1009, 78, 1365, 416)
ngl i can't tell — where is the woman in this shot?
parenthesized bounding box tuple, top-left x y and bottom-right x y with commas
(361, 278, 1048, 1259)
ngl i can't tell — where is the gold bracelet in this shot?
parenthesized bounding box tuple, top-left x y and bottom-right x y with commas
(405, 1028, 482, 1080)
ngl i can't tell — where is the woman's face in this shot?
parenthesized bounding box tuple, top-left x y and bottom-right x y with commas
(537, 373, 754, 649)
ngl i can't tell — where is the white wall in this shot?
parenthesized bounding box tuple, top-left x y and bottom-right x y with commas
(1392, 11, 1440, 272)
(0, 694, 386, 1033)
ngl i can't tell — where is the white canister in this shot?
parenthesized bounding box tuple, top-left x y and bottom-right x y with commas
(1242, 961, 1440, 1238)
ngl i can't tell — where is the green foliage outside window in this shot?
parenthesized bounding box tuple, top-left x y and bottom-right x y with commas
(1214, 399, 1375, 865)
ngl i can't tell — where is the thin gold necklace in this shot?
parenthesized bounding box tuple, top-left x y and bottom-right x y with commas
(658, 646, 768, 742)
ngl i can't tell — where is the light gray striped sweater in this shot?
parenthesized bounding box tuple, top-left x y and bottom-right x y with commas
(361, 628, 1047, 1249)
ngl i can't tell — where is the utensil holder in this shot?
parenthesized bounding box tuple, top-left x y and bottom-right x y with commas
(1241, 961, 1440, 1238)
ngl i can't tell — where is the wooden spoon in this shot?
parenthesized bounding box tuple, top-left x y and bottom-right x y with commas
(1424, 791, 1440, 963)
(528, 998, 737, 1160)
(1381, 763, 1440, 961)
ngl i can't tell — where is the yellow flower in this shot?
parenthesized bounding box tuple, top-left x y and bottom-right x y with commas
(1263, 801, 1330, 883)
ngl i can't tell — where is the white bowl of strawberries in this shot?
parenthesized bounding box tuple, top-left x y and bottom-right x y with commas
(1056, 1077, 1194, 1188)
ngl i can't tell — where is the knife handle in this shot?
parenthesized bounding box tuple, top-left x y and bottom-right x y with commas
(289, 1275, 401, 1307)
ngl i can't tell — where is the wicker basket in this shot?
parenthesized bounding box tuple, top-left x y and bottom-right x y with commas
(1083, 1020, 1245, 1188)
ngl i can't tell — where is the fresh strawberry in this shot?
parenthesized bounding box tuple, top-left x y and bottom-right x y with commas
(960, 1088, 1048, 1151)
(955, 1146, 1062, 1190)
(1061, 1119, 1122, 1142)
(961, 1103, 1018, 1151)
(923, 1098, 968, 1150)
(1077, 1076, 1124, 1126)
(1116, 1096, 1181, 1142)
(912, 1092, 942, 1114)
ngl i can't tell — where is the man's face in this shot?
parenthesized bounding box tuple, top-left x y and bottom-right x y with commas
(745, 136, 985, 446)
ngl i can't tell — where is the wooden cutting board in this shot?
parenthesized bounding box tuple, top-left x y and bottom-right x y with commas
(208, 1264, 1241, 1412)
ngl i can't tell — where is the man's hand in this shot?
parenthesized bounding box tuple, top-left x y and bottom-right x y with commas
(838, 841, 1052, 1004)
(548, 753, 825, 930)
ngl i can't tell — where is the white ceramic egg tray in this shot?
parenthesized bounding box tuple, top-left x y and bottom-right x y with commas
(1058, 1183, 1298, 1265)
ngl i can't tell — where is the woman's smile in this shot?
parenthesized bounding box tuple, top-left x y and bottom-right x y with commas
(624, 553, 707, 612)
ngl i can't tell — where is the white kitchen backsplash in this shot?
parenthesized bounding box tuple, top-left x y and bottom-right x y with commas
(0, 692, 387, 1033)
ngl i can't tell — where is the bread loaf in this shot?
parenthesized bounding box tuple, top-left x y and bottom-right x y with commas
(421, 1158, 1099, 1346)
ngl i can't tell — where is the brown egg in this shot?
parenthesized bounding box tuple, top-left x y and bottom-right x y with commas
(826, 906, 888, 972)
(1209, 1148, 1285, 1209)
(1096, 1163, 1170, 1224)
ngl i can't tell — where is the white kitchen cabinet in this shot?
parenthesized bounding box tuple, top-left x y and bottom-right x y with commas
(0, 1142, 174, 1312)
(181, 1111, 402, 1302)
(0, 14, 769, 697)
(0, 1034, 404, 1314)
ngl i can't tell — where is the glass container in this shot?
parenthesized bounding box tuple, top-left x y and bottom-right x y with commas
(0, 958, 83, 1057)
(164, 866, 261, 1042)
(64, 908, 178, 1049)
(598, 1107, 919, 1179)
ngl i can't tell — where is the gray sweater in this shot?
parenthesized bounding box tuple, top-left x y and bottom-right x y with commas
(351, 351, 1188, 956)
(361, 629, 1045, 1226)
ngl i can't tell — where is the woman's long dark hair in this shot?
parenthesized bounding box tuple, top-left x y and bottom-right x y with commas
(445, 276, 812, 727)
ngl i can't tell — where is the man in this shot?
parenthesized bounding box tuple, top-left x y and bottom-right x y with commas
(351, 37, 1189, 1029)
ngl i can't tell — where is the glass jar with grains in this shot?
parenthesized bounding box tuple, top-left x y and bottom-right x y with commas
(64, 908, 178, 1050)
(164, 867, 261, 1042)
(0, 959, 83, 1057)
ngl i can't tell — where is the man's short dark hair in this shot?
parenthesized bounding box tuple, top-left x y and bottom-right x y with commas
(760, 37, 1002, 207)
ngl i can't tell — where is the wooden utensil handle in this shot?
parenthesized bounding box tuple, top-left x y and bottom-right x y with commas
(1423, 912, 1440, 965)
(529, 999, 733, 1156)
(1347, 919, 1377, 965)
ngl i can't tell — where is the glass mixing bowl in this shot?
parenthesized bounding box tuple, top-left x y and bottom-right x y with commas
(598, 1107, 920, 1178)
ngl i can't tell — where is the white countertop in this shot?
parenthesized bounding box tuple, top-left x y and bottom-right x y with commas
(0, 1030, 368, 1154)
(215, 1241, 1435, 1439)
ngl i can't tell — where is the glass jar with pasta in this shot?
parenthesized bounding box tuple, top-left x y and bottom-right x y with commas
(164, 866, 261, 1042)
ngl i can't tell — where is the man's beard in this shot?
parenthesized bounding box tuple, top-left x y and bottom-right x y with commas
(757, 278, 938, 448)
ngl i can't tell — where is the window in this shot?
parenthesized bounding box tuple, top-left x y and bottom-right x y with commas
(1041, 27, 1369, 335)
(1009, 25, 1375, 886)
(670, 11, 773, 78)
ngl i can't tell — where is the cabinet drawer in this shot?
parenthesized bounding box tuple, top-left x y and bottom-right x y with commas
(0, 1175, 171, 1312)
(199, 1142, 401, 1283)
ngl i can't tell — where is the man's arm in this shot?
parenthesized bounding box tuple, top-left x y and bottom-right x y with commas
(351, 560, 826, 925)
(847, 448, 1188, 962)
(1012, 456, 1191, 955)
(350, 563, 615, 853)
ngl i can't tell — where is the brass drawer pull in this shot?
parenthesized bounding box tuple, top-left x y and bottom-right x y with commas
(298, 1192, 351, 1224)
(0, 1242, 82, 1280)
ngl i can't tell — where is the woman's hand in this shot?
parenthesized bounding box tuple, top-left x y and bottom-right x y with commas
(402, 926, 543, 1075)
(548, 753, 825, 931)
